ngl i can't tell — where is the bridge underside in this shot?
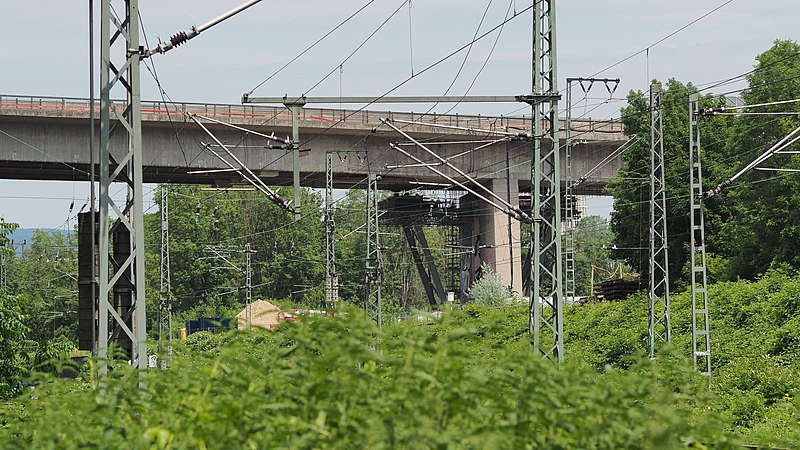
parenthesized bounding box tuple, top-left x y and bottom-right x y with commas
(1, 97, 625, 306)
(0, 98, 623, 194)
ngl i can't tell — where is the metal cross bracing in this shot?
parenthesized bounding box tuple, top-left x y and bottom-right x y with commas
(444, 221, 461, 302)
(158, 185, 173, 368)
(324, 152, 339, 309)
(649, 84, 671, 358)
(689, 94, 712, 382)
(364, 174, 382, 328)
(522, 0, 563, 361)
(98, 0, 147, 372)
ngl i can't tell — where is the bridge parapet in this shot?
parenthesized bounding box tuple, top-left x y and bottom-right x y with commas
(0, 94, 626, 193)
(0, 94, 623, 140)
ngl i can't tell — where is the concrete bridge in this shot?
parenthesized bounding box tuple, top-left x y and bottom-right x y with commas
(0, 94, 627, 298)
(0, 95, 625, 193)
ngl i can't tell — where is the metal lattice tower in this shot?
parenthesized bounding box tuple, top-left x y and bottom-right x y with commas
(364, 174, 382, 328)
(689, 94, 712, 382)
(444, 223, 461, 299)
(649, 84, 671, 357)
(158, 185, 173, 367)
(563, 79, 576, 303)
(245, 243, 253, 328)
(99, 0, 147, 371)
(325, 153, 339, 308)
(526, 0, 563, 361)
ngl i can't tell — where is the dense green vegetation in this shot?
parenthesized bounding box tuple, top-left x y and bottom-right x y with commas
(0, 304, 731, 449)
(2, 39, 800, 448)
(3, 269, 800, 447)
(609, 40, 800, 284)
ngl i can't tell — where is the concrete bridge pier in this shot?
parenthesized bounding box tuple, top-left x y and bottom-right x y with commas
(461, 180, 523, 299)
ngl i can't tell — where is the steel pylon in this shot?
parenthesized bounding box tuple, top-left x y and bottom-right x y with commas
(364, 174, 382, 329)
(325, 152, 339, 308)
(689, 94, 712, 382)
(99, 0, 147, 372)
(563, 80, 576, 304)
(158, 185, 173, 368)
(527, 0, 563, 361)
(649, 84, 671, 357)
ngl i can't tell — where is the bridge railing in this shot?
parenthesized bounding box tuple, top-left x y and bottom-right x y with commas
(0, 94, 623, 134)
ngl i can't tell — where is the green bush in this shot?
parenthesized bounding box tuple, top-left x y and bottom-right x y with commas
(0, 295, 30, 399)
(468, 263, 511, 306)
(0, 306, 736, 449)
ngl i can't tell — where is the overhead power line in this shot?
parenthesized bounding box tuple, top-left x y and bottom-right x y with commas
(246, 0, 378, 96)
(589, 0, 735, 78)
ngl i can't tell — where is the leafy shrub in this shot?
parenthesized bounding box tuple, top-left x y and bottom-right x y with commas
(0, 294, 30, 399)
(468, 263, 511, 306)
(0, 306, 738, 449)
(32, 336, 76, 375)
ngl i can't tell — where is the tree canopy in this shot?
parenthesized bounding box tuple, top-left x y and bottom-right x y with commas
(609, 39, 800, 284)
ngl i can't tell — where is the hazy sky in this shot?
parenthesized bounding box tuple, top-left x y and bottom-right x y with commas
(1, 0, 797, 228)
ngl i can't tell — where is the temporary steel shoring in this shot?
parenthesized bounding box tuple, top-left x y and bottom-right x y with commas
(364, 174, 382, 328)
(99, 0, 147, 373)
(324, 152, 339, 308)
(689, 94, 712, 382)
(382, 119, 530, 222)
(525, 0, 563, 361)
(158, 185, 173, 368)
(649, 84, 671, 358)
(387, 142, 519, 221)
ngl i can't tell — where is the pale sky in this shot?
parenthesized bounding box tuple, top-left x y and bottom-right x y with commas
(1, 0, 797, 228)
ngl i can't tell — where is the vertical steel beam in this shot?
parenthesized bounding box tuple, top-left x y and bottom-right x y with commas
(689, 94, 712, 383)
(99, 0, 147, 372)
(649, 84, 671, 357)
(325, 152, 338, 308)
(527, 0, 563, 361)
(364, 174, 382, 328)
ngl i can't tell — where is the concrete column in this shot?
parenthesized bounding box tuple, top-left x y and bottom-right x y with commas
(466, 180, 523, 297)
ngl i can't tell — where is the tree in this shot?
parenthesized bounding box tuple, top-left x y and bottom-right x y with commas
(7, 230, 78, 343)
(144, 184, 327, 330)
(0, 294, 29, 399)
(710, 39, 800, 278)
(572, 215, 628, 296)
(608, 79, 730, 287)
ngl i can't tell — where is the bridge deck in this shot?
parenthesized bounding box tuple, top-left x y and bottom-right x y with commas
(0, 95, 626, 194)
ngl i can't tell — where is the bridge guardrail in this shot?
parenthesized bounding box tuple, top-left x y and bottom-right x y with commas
(0, 94, 623, 135)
